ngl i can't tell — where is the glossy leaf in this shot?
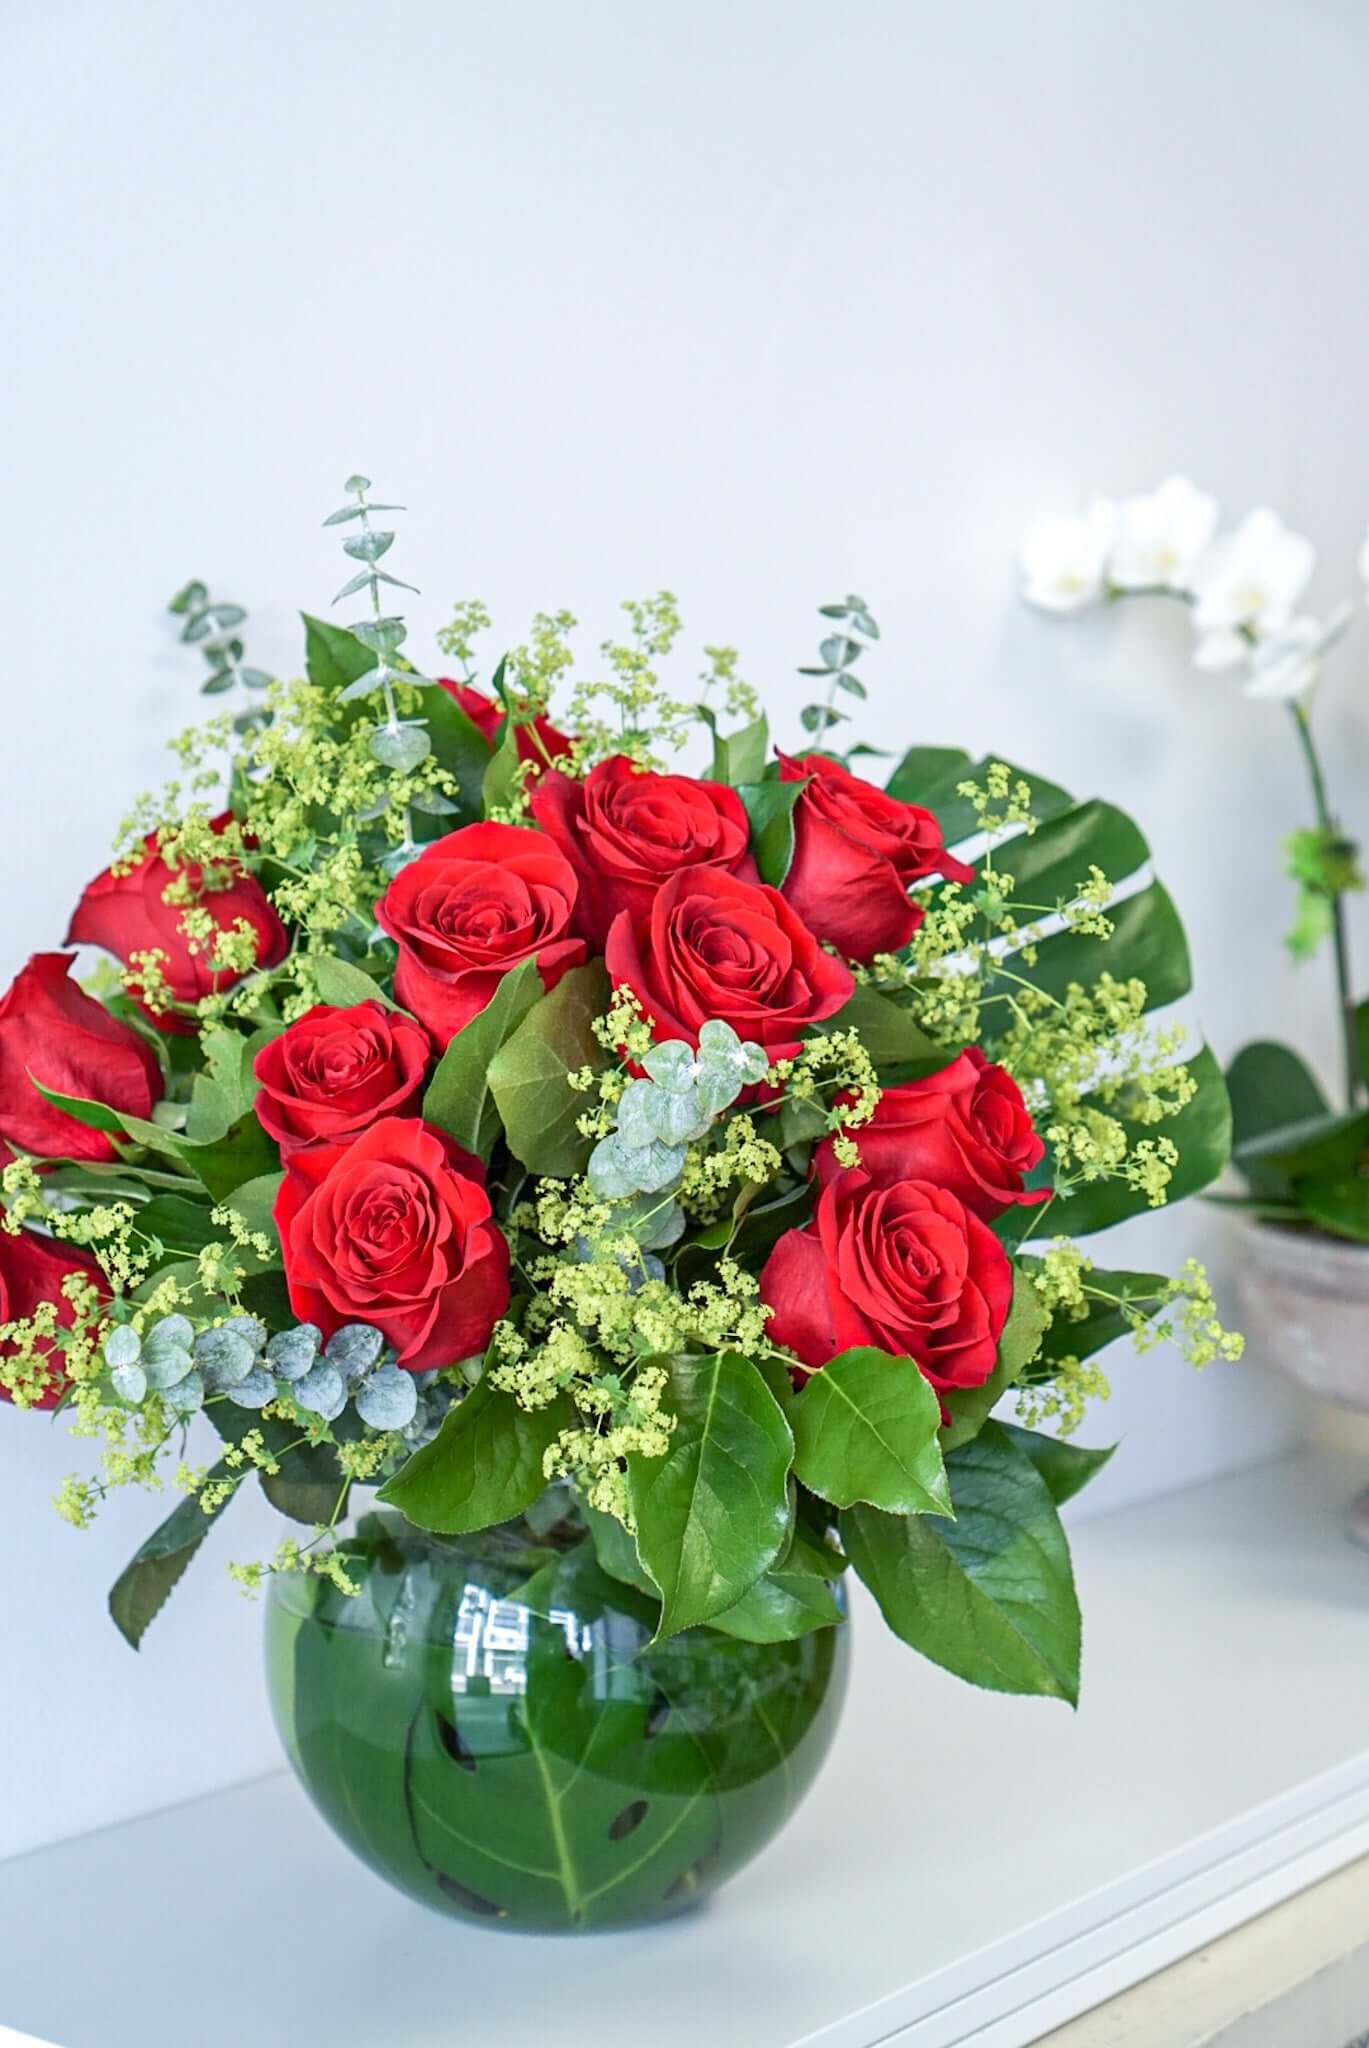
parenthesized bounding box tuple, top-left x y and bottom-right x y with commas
(488, 962, 610, 1177)
(996, 1421, 1115, 1505)
(790, 1347, 949, 1514)
(842, 1420, 1080, 1703)
(988, 799, 1148, 903)
(940, 1267, 1050, 1450)
(628, 1352, 794, 1639)
(1050, 1044, 1232, 1238)
(109, 1457, 238, 1648)
(1016, 880, 1191, 1014)
(815, 985, 942, 1071)
(1227, 1039, 1329, 1153)
(377, 1381, 571, 1534)
(422, 957, 545, 1159)
(311, 957, 396, 1010)
(302, 612, 376, 693)
(737, 778, 805, 886)
(711, 714, 769, 787)
(1025, 1261, 1167, 1371)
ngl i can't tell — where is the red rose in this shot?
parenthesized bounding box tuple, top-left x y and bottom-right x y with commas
(817, 1049, 1049, 1220)
(438, 680, 574, 774)
(0, 1229, 106, 1410)
(530, 756, 758, 949)
(252, 1001, 431, 1157)
(374, 821, 585, 1047)
(760, 1167, 1012, 1399)
(0, 953, 161, 1164)
(604, 865, 854, 1063)
(777, 753, 975, 962)
(67, 813, 288, 1032)
(273, 1117, 510, 1372)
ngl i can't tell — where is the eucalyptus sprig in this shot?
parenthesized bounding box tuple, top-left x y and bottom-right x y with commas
(167, 580, 273, 735)
(797, 595, 880, 748)
(324, 473, 435, 870)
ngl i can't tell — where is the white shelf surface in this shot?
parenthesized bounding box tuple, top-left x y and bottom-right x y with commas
(4, 1444, 1369, 2048)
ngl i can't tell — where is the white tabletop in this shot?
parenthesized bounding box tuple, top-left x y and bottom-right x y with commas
(4, 1444, 1369, 2048)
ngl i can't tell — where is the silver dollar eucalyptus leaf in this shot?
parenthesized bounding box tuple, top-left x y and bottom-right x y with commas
(164, 1369, 205, 1415)
(324, 1324, 385, 1378)
(641, 1040, 697, 1093)
(369, 723, 431, 773)
(227, 1366, 277, 1410)
(104, 1326, 141, 1370)
(294, 1360, 347, 1421)
(111, 1360, 147, 1405)
(193, 1327, 257, 1389)
(355, 1363, 419, 1432)
(266, 1325, 321, 1381)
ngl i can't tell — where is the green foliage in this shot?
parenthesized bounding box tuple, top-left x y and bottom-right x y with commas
(710, 712, 769, 786)
(996, 1421, 1114, 1506)
(422, 958, 546, 1159)
(109, 1458, 238, 1649)
(737, 777, 804, 886)
(377, 1380, 572, 1534)
(940, 1268, 1050, 1449)
(789, 1348, 949, 1515)
(628, 1352, 794, 1639)
(488, 961, 610, 1176)
(843, 1421, 1081, 1703)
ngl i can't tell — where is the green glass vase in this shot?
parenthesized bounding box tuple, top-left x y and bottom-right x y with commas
(264, 1508, 849, 1932)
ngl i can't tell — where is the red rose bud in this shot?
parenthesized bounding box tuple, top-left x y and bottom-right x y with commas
(760, 1168, 1013, 1399)
(604, 865, 853, 1064)
(777, 752, 976, 961)
(273, 1117, 510, 1372)
(530, 756, 758, 950)
(437, 680, 574, 775)
(66, 813, 288, 1032)
(816, 1048, 1049, 1220)
(253, 1001, 431, 1157)
(375, 821, 585, 1048)
(0, 953, 162, 1164)
(0, 1228, 107, 1410)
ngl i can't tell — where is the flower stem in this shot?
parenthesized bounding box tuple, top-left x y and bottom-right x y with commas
(1289, 700, 1360, 1110)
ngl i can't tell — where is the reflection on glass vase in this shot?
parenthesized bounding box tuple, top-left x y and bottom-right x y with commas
(265, 1508, 850, 1932)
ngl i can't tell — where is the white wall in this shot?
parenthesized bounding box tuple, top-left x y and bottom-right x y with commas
(4, 0, 1367, 1859)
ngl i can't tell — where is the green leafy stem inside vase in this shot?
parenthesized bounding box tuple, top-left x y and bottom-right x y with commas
(265, 1510, 848, 1931)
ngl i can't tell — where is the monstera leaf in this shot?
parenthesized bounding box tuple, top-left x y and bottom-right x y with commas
(884, 746, 1232, 1236)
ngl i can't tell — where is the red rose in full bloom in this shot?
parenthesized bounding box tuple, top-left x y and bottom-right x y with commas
(816, 1049, 1049, 1221)
(760, 1167, 1012, 1399)
(253, 1001, 431, 1157)
(604, 865, 854, 1063)
(437, 680, 574, 774)
(530, 756, 758, 949)
(67, 813, 288, 1032)
(374, 822, 585, 1047)
(273, 1117, 510, 1372)
(777, 753, 975, 962)
(0, 1229, 107, 1410)
(0, 953, 162, 1164)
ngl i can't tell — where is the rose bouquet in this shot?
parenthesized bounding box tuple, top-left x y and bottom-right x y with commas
(1, 480, 1239, 1929)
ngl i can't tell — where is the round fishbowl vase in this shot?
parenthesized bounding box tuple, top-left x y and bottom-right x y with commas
(265, 1510, 849, 1932)
(1233, 1215, 1369, 1547)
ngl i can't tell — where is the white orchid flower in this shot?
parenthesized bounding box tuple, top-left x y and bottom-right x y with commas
(1019, 500, 1116, 612)
(1109, 475, 1219, 592)
(1192, 628, 1248, 672)
(1243, 603, 1354, 702)
(1189, 507, 1316, 637)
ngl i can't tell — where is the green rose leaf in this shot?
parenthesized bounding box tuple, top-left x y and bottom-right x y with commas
(996, 1421, 1115, 1506)
(790, 1347, 949, 1515)
(940, 1266, 1049, 1450)
(312, 957, 396, 1010)
(488, 961, 610, 1177)
(708, 1554, 844, 1643)
(377, 1380, 571, 1534)
(737, 778, 805, 887)
(422, 957, 546, 1160)
(628, 1351, 794, 1640)
(302, 612, 376, 694)
(814, 984, 943, 1071)
(842, 1419, 1081, 1704)
(425, 684, 493, 821)
(711, 712, 769, 787)
(109, 1456, 239, 1649)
